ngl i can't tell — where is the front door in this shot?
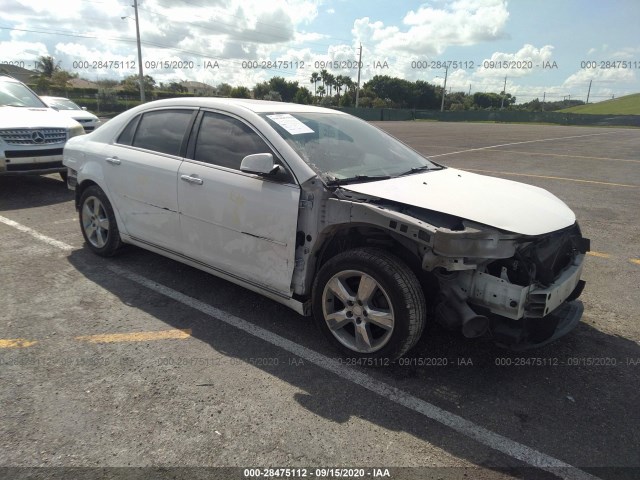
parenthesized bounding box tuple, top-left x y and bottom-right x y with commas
(177, 111, 300, 295)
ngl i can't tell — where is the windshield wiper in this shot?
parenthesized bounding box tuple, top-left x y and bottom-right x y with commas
(396, 165, 443, 177)
(325, 174, 391, 186)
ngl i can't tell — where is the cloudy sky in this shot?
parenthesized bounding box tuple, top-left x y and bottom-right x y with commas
(1, 0, 639, 103)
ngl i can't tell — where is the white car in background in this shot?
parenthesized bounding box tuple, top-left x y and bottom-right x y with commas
(63, 98, 590, 361)
(0, 75, 85, 181)
(41, 96, 101, 132)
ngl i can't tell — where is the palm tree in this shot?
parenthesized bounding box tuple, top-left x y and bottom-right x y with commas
(320, 69, 328, 90)
(342, 76, 354, 98)
(310, 72, 320, 98)
(317, 85, 326, 98)
(335, 75, 345, 101)
(34, 56, 60, 78)
(325, 73, 335, 97)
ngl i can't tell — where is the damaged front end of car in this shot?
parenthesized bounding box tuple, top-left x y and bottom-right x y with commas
(305, 185, 590, 350)
(427, 220, 589, 349)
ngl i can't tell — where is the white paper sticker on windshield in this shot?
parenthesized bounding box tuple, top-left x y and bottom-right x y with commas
(267, 114, 314, 135)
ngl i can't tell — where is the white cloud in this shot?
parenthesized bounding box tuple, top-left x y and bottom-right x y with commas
(474, 44, 555, 78)
(355, 0, 509, 56)
(0, 40, 49, 63)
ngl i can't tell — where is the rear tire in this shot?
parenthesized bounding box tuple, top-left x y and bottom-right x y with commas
(78, 185, 122, 257)
(312, 247, 426, 361)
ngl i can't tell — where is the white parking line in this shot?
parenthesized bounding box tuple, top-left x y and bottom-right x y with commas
(110, 265, 600, 480)
(429, 131, 621, 158)
(2, 214, 601, 480)
(0, 215, 74, 251)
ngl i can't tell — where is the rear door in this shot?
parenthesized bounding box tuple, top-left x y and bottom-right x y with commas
(177, 110, 300, 295)
(105, 108, 197, 250)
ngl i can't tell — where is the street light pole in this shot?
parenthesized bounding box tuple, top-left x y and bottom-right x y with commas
(440, 65, 448, 112)
(355, 43, 362, 107)
(133, 0, 145, 102)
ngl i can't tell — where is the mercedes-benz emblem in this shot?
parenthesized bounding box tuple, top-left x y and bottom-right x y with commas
(31, 131, 45, 144)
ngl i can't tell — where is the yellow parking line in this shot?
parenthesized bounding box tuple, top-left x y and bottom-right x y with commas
(588, 251, 611, 259)
(461, 168, 639, 188)
(630, 259, 640, 266)
(75, 328, 192, 344)
(0, 338, 38, 349)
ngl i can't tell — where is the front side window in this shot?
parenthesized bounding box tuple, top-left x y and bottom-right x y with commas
(194, 112, 276, 171)
(131, 109, 193, 156)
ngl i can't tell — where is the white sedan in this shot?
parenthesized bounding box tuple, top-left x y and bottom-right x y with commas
(41, 96, 101, 132)
(63, 98, 590, 360)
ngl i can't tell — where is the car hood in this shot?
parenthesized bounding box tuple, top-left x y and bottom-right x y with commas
(55, 109, 99, 121)
(0, 106, 82, 129)
(341, 168, 576, 236)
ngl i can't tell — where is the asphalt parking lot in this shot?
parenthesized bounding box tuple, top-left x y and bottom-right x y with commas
(1, 122, 639, 480)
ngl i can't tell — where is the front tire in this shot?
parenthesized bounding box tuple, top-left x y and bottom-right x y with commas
(312, 248, 426, 361)
(79, 185, 122, 257)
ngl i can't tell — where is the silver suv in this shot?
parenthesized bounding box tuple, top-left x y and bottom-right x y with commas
(0, 75, 85, 181)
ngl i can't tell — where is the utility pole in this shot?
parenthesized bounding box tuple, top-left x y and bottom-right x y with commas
(500, 76, 507, 109)
(355, 43, 362, 107)
(542, 91, 545, 111)
(468, 84, 471, 96)
(133, 0, 145, 102)
(440, 65, 448, 112)
(586, 79, 592, 103)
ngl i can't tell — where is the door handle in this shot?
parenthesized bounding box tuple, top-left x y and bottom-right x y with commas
(105, 157, 121, 165)
(180, 175, 203, 185)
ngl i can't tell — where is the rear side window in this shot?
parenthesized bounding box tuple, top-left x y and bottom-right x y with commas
(131, 109, 193, 156)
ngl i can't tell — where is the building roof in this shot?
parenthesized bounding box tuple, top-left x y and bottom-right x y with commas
(0, 63, 37, 84)
(68, 78, 99, 89)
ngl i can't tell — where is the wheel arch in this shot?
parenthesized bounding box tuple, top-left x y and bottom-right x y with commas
(76, 179, 128, 238)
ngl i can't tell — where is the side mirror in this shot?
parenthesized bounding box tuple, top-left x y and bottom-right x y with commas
(240, 153, 280, 176)
(81, 106, 88, 111)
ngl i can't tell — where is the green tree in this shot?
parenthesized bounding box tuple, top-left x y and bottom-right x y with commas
(253, 81, 270, 100)
(230, 86, 251, 98)
(216, 83, 233, 97)
(121, 74, 156, 97)
(167, 82, 187, 93)
(34, 55, 60, 78)
(319, 69, 328, 90)
(334, 75, 348, 101)
(363, 75, 413, 108)
(325, 72, 335, 98)
(341, 76, 354, 103)
(310, 72, 320, 98)
(293, 86, 312, 104)
(267, 76, 299, 102)
(339, 91, 353, 107)
(263, 90, 282, 101)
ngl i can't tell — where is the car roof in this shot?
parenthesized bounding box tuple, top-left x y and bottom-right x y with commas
(134, 97, 346, 114)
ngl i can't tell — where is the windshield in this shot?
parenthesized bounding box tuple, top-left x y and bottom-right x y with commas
(0, 81, 47, 108)
(261, 112, 440, 183)
(44, 97, 81, 110)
